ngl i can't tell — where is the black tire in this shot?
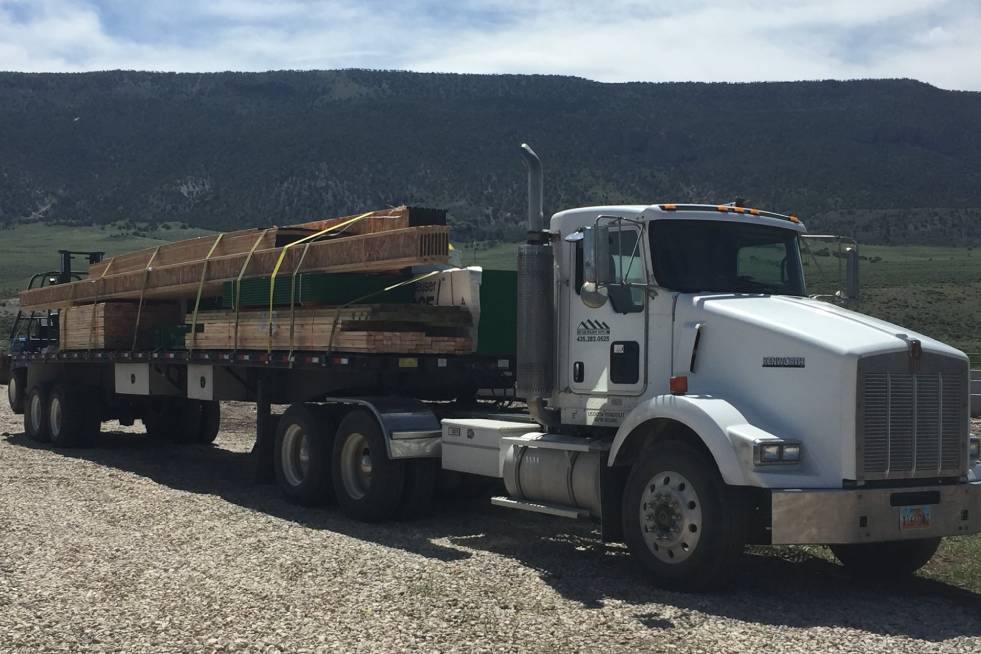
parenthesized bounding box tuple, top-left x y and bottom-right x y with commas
(399, 458, 438, 519)
(142, 397, 182, 440)
(7, 368, 26, 414)
(48, 384, 100, 448)
(274, 404, 335, 506)
(197, 401, 221, 444)
(331, 409, 405, 522)
(24, 384, 51, 443)
(831, 538, 941, 578)
(622, 441, 745, 591)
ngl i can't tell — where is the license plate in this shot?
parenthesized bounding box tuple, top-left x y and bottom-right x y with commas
(899, 505, 932, 531)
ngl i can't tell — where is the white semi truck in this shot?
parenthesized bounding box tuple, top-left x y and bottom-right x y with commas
(4, 144, 980, 590)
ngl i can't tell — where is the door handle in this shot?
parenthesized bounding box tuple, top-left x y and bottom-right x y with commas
(573, 361, 584, 383)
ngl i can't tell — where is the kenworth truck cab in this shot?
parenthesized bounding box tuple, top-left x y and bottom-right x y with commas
(461, 144, 981, 589)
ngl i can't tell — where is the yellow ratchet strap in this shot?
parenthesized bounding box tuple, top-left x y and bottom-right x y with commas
(87, 257, 115, 352)
(287, 239, 317, 360)
(266, 211, 374, 353)
(325, 269, 442, 355)
(233, 229, 270, 351)
(188, 234, 225, 352)
(131, 247, 161, 351)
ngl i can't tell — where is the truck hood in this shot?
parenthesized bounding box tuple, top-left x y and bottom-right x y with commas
(682, 293, 965, 361)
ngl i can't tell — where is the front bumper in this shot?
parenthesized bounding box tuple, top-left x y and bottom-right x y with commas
(770, 481, 981, 545)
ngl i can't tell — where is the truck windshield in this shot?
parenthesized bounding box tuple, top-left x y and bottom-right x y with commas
(650, 219, 805, 295)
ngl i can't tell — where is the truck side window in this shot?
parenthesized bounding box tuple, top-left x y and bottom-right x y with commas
(574, 228, 645, 311)
(609, 230, 645, 314)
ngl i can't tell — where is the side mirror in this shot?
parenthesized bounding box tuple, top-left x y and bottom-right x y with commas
(583, 225, 611, 285)
(581, 225, 611, 308)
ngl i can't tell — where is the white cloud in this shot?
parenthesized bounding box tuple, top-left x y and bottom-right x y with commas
(0, 0, 978, 90)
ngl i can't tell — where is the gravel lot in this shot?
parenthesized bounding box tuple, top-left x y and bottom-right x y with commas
(1, 394, 980, 653)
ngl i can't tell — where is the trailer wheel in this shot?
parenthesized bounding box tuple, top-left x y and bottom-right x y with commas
(274, 404, 335, 506)
(142, 398, 181, 440)
(621, 441, 745, 591)
(7, 368, 26, 414)
(171, 400, 221, 444)
(332, 409, 405, 522)
(197, 401, 221, 444)
(24, 384, 51, 443)
(48, 384, 100, 448)
(830, 537, 941, 578)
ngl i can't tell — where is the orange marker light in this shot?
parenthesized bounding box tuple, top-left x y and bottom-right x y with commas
(716, 205, 729, 212)
(749, 208, 760, 216)
(662, 204, 677, 211)
(669, 375, 688, 395)
(733, 206, 746, 214)
(789, 214, 800, 223)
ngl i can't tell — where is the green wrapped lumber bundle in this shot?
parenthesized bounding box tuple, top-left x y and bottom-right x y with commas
(223, 272, 415, 309)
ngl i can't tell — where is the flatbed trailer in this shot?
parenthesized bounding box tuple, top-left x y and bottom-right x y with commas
(3, 143, 980, 591)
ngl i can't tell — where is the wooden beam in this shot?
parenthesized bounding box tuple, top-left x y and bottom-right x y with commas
(21, 226, 449, 310)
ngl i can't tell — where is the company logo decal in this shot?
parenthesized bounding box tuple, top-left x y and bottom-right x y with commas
(577, 320, 610, 342)
(762, 356, 805, 368)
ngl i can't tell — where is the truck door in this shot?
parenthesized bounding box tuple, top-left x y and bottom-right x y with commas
(567, 225, 648, 395)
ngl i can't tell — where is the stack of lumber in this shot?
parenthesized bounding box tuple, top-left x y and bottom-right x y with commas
(20, 206, 449, 311)
(187, 305, 474, 354)
(60, 302, 182, 350)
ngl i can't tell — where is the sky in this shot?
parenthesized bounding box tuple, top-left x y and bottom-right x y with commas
(1, 0, 980, 91)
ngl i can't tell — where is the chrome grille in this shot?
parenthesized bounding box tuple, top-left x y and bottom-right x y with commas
(858, 352, 968, 480)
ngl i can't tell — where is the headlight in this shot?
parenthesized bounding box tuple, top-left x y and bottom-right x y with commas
(970, 435, 980, 463)
(753, 440, 802, 466)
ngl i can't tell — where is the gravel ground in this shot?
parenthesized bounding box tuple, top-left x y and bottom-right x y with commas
(1, 394, 980, 653)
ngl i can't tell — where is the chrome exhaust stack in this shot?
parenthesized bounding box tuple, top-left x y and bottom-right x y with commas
(516, 144, 558, 428)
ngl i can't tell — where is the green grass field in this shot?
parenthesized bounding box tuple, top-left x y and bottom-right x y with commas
(0, 221, 212, 298)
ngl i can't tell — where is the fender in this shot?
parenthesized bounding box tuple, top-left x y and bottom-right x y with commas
(322, 396, 441, 459)
(608, 393, 783, 487)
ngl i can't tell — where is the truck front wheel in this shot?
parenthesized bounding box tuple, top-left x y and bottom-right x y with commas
(331, 409, 405, 522)
(830, 538, 941, 578)
(622, 441, 745, 591)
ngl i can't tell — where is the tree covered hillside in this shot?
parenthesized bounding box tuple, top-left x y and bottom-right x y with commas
(1, 70, 979, 243)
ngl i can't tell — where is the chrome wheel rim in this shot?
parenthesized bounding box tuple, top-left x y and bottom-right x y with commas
(281, 424, 311, 487)
(49, 396, 63, 439)
(29, 393, 43, 434)
(641, 470, 702, 564)
(339, 431, 372, 500)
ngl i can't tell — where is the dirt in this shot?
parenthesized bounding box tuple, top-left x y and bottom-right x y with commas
(0, 396, 979, 653)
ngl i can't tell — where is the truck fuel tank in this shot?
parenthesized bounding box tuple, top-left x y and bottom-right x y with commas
(501, 433, 609, 517)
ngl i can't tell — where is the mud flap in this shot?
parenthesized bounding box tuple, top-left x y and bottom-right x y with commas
(600, 464, 628, 542)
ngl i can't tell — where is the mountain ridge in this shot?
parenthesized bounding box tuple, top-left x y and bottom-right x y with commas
(1, 70, 979, 244)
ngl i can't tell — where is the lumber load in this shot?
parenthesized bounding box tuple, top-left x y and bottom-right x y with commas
(60, 302, 182, 350)
(87, 206, 445, 278)
(187, 305, 474, 354)
(21, 225, 449, 310)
